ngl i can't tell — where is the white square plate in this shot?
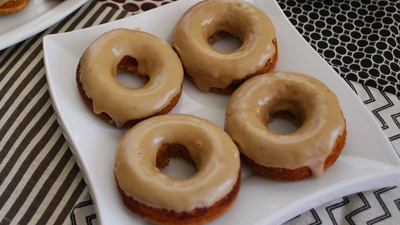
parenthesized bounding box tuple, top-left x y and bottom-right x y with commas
(43, 0, 400, 224)
(0, 0, 88, 50)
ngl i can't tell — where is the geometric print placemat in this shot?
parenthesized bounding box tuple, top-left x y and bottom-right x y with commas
(285, 186, 400, 225)
(72, 186, 400, 225)
(277, 0, 400, 97)
(348, 80, 400, 155)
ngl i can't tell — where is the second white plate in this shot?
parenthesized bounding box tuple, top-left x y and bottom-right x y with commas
(0, 0, 88, 50)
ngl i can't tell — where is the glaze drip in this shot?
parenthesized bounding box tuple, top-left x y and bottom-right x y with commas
(172, 0, 276, 91)
(225, 71, 346, 178)
(78, 29, 183, 127)
(114, 114, 240, 212)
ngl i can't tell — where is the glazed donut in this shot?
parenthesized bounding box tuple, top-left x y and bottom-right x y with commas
(225, 71, 347, 180)
(76, 29, 184, 128)
(172, 0, 278, 93)
(0, 0, 29, 15)
(114, 114, 241, 225)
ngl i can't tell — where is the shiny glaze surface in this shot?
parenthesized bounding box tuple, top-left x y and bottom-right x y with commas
(225, 71, 346, 178)
(172, 0, 276, 91)
(78, 29, 183, 128)
(114, 114, 240, 212)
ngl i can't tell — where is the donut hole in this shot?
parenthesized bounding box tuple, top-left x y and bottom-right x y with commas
(267, 110, 303, 134)
(156, 143, 198, 179)
(209, 31, 242, 52)
(115, 55, 149, 88)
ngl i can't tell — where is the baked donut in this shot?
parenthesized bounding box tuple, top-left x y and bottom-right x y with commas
(76, 29, 184, 128)
(225, 71, 347, 180)
(114, 114, 241, 225)
(172, 0, 278, 94)
(0, 0, 29, 15)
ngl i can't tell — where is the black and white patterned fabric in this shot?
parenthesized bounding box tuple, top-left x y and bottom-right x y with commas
(278, 0, 400, 97)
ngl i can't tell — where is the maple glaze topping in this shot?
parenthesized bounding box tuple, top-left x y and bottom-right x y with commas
(172, 0, 276, 91)
(78, 29, 183, 128)
(114, 114, 240, 212)
(225, 71, 346, 178)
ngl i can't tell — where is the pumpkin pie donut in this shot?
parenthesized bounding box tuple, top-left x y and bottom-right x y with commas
(0, 0, 29, 15)
(114, 114, 241, 225)
(76, 29, 184, 128)
(172, 0, 278, 93)
(225, 71, 347, 180)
